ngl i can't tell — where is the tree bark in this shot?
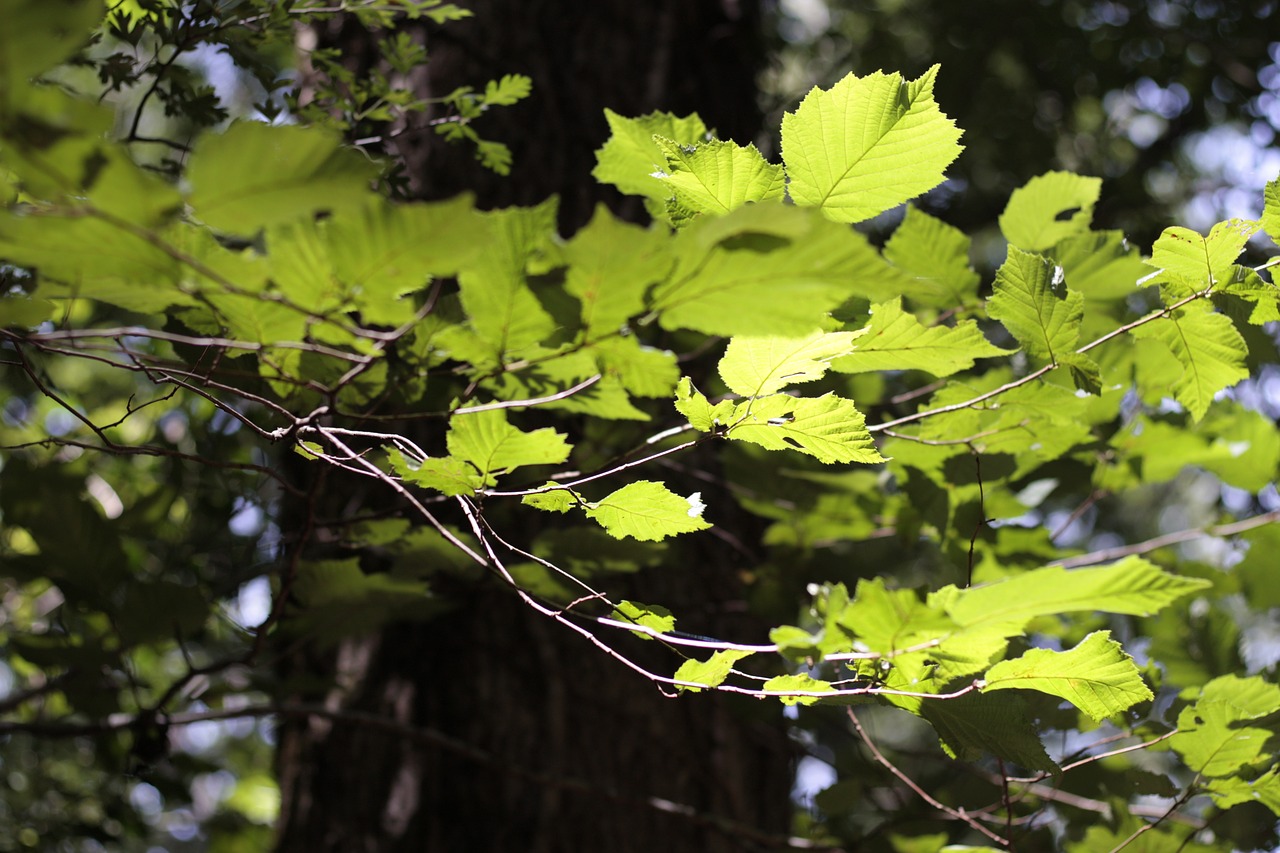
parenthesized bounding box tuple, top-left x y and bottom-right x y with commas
(273, 3, 795, 851)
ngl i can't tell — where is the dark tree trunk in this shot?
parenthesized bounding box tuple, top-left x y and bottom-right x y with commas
(273, 3, 795, 851)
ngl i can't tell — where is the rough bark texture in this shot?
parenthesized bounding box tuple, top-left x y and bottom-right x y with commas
(274, 3, 795, 851)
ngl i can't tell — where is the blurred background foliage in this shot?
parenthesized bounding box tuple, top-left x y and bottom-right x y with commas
(2, 1, 1279, 850)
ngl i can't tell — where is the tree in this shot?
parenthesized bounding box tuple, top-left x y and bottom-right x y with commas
(3, 2, 1280, 852)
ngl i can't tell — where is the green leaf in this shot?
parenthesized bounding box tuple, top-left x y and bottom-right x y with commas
(1204, 766, 1280, 816)
(1145, 219, 1261, 295)
(982, 631, 1152, 721)
(762, 673, 836, 705)
(921, 692, 1059, 772)
(940, 557, 1212, 630)
(673, 376, 737, 432)
(988, 246, 1085, 365)
(652, 136, 784, 218)
(1132, 303, 1248, 421)
(290, 558, 438, 642)
(584, 480, 711, 541)
(655, 202, 878, 336)
(999, 171, 1101, 251)
(456, 200, 558, 357)
(482, 73, 532, 106)
(1172, 675, 1280, 777)
(521, 485, 579, 513)
(611, 600, 676, 638)
(592, 109, 710, 204)
(718, 330, 863, 397)
(781, 65, 963, 224)
(1263, 176, 1280, 245)
(187, 122, 380, 233)
(723, 393, 885, 464)
(390, 449, 483, 497)
(445, 409, 571, 486)
(831, 298, 1012, 377)
(0, 0, 103, 108)
(881, 206, 981, 308)
(1051, 230, 1149, 301)
(0, 293, 54, 327)
(673, 648, 753, 692)
(563, 205, 671, 335)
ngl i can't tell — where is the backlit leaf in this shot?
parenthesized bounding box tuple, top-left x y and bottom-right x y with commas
(1132, 303, 1248, 420)
(674, 648, 753, 691)
(445, 409, 571, 486)
(999, 171, 1101, 252)
(719, 330, 863, 397)
(982, 631, 1151, 721)
(723, 394, 885, 464)
(831, 298, 1012, 377)
(585, 480, 711, 541)
(592, 109, 710, 204)
(781, 65, 963, 223)
(1146, 219, 1260, 295)
(653, 136, 784, 218)
(882, 206, 981, 307)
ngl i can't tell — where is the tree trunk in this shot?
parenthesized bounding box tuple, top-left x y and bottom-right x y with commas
(273, 3, 795, 851)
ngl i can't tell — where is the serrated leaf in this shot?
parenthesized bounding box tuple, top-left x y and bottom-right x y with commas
(483, 73, 532, 106)
(456, 201, 557, 357)
(1051, 229, 1148, 300)
(882, 206, 981, 307)
(0, 0, 103, 103)
(723, 394, 885, 464)
(592, 109, 710, 203)
(655, 202, 879, 336)
(652, 136, 784, 218)
(521, 485, 578, 513)
(1172, 675, 1280, 777)
(389, 449, 482, 497)
(922, 691, 1059, 772)
(999, 171, 1101, 251)
(673, 648, 753, 692)
(445, 409, 571, 486)
(1205, 767, 1280, 816)
(831, 298, 1012, 377)
(719, 330, 863, 397)
(585, 480, 711, 541)
(611, 600, 676, 638)
(673, 376, 737, 432)
(1264, 177, 1280, 245)
(593, 336, 679, 398)
(563, 205, 671, 335)
(763, 673, 836, 705)
(1146, 219, 1261, 295)
(781, 65, 963, 224)
(982, 631, 1151, 721)
(1132, 303, 1248, 421)
(940, 557, 1212, 630)
(988, 246, 1085, 364)
(187, 122, 380, 233)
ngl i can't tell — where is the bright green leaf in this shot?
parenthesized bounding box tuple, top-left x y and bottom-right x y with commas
(611, 600, 676, 638)
(831, 298, 1012, 377)
(724, 393, 885, 464)
(390, 448, 483, 497)
(1172, 675, 1280, 777)
(592, 109, 710, 204)
(781, 65, 963, 223)
(762, 673, 836, 705)
(982, 631, 1152, 721)
(988, 246, 1085, 365)
(483, 73, 532, 106)
(585, 480, 711, 541)
(882, 206, 981, 307)
(653, 136, 784, 218)
(673, 376, 737, 432)
(563, 205, 671, 335)
(445, 408, 571, 486)
(673, 648, 753, 692)
(1263, 176, 1280, 245)
(1132, 303, 1248, 421)
(1146, 219, 1261, 295)
(999, 171, 1101, 251)
(719, 330, 863, 397)
(521, 485, 579, 513)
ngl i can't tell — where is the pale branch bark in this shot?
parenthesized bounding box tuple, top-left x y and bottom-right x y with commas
(1050, 509, 1280, 568)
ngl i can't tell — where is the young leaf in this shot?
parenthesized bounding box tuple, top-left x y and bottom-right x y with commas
(445, 409, 571, 486)
(882, 206, 981, 308)
(723, 394, 885, 464)
(482, 73, 532, 106)
(830, 298, 1012, 377)
(673, 648, 753, 692)
(673, 377, 737, 432)
(988, 246, 1084, 364)
(998, 171, 1101, 252)
(762, 673, 836, 706)
(718, 330, 863, 397)
(982, 631, 1152, 721)
(652, 137, 784, 218)
(592, 109, 710, 204)
(781, 65, 962, 224)
(389, 449, 483, 497)
(1145, 219, 1261, 295)
(1132, 303, 1248, 421)
(187, 122, 380, 233)
(521, 484, 579, 513)
(584, 480, 711, 541)
(1172, 675, 1280, 777)
(611, 600, 676, 638)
